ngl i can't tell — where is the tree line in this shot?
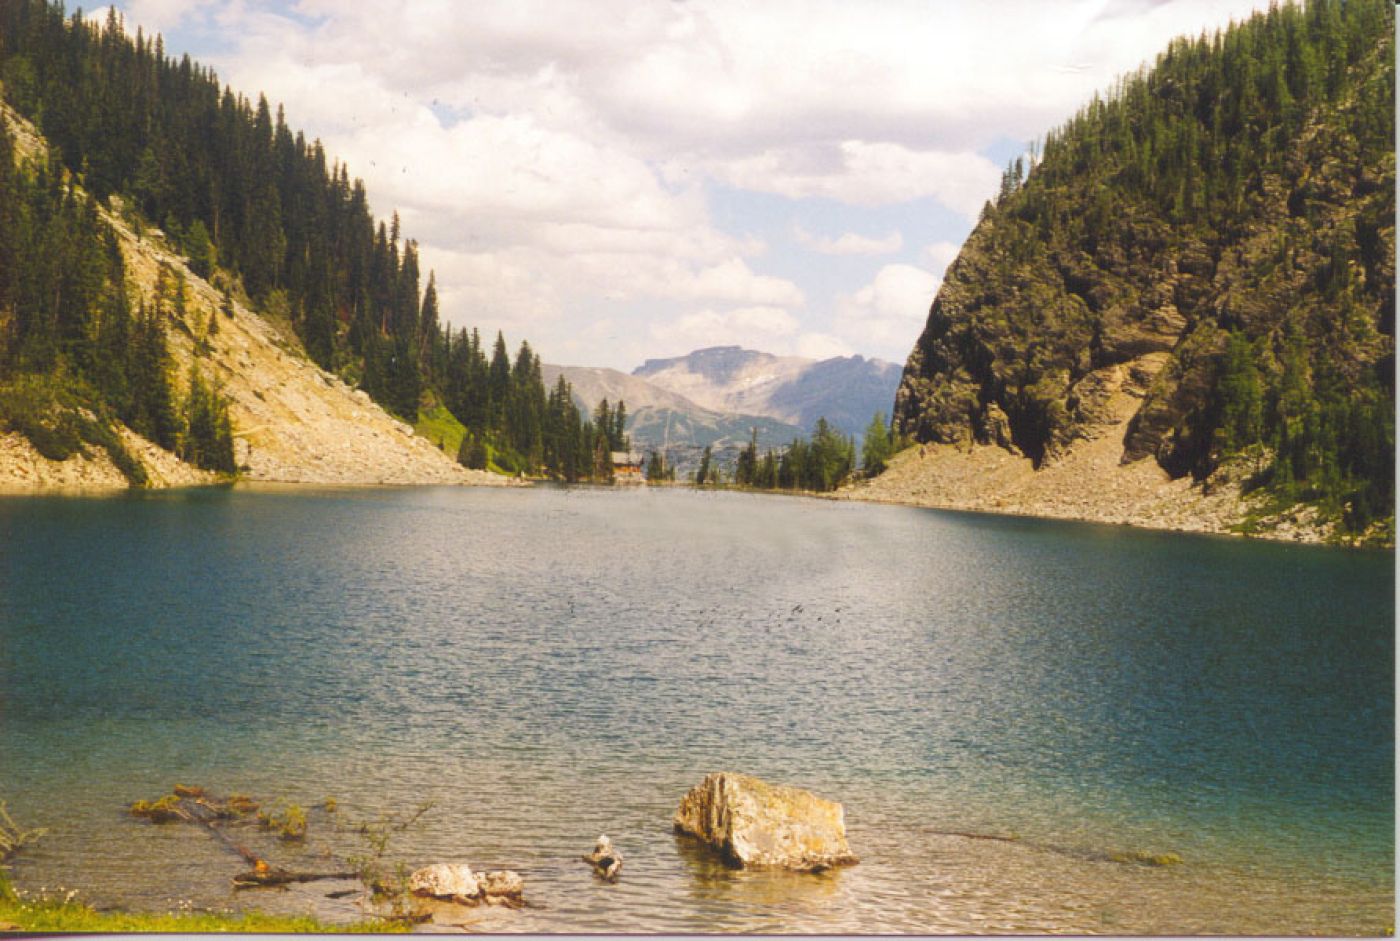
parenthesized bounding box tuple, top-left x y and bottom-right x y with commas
(920, 0, 1392, 533)
(679, 411, 898, 492)
(0, 116, 234, 479)
(0, 0, 620, 482)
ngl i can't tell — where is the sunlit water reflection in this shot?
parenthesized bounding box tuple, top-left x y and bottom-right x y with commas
(0, 485, 1391, 933)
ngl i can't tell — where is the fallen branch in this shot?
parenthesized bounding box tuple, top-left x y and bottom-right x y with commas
(232, 864, 358, 889)
(0, 800, 46, 864)
(129, 786, 354, 890)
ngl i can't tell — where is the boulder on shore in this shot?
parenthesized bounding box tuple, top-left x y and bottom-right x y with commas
(673, 771, 858, 871)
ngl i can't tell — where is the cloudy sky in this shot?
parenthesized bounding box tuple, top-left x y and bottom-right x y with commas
(103, 0, 1271, 371)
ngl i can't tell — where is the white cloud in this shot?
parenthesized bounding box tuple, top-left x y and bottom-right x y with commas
(119, 0, 214, 33)
(720, 142, 1001, 216)
(110, 0, 1276, 368)
(680, 259, 805, 308)
(835, 263, 940, 360)
(648, 306, 801, 356)
(796, 333, 856, 360)
(794, 226, 903, 256)
(924, 240, 963, 279)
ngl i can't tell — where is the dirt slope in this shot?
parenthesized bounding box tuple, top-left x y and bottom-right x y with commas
(1, 100, 503, 492)
(847, 354, 1340, 544)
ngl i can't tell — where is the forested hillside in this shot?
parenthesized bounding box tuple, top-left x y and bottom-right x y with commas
(893, 0, 1393, 538)
(0, 0, 615, 482)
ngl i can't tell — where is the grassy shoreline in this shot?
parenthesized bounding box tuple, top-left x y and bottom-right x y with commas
(0, 876, 403, 934)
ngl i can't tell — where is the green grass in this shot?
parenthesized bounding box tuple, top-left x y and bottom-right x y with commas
(0, 874, 404, 933)
(415, 400, 528, 477)
(414, 400, 467, 457)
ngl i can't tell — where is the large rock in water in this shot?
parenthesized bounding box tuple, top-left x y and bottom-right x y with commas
(409, 863, 479, 902)
(673, 772, 858, 871)
(406, 863, 524, 908)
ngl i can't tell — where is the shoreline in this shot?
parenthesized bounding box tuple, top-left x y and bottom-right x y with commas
(838, 435, 1394, 549)
(0, 468, 1391, 550)
(0, 468, 520, 497)
(834, 487, 1391, 549)
(659, 477, 1392, 550)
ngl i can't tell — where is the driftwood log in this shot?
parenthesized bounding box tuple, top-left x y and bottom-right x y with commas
(129, 787, 356, 890)
(0, 800, 46, 864)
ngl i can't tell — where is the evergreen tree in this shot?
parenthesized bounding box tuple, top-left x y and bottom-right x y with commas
(126, 301, 181, 451)
(488, 331, 511, 426)
(457, 431, 488, 470)
(1214, 333, 1264, 455)
(735, 427, 759, 486)
(694, 445, 713, 486)
(646, 450, 665, 481)
(862, 411, 894, 475)
(0, 1, 601, 488)
(180, 363, 235, 473)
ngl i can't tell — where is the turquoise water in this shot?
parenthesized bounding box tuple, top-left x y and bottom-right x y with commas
(0, 485, 1392, 933)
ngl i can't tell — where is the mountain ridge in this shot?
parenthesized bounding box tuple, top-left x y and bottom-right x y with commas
(634, 345, 902, 439)
(0, 98, 501, 490)
(540, 362, 806, 471)
(870, 0, 1393, 545)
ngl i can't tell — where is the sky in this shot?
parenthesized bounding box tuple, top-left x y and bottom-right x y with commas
(98, 0, 1274, 372)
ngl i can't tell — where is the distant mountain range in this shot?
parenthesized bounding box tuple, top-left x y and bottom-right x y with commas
(539, 362, 804, 453)
(635, 347, 903, 438)
(542, 347, 902, 474)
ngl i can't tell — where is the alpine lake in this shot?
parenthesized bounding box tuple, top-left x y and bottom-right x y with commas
(0, 484, 1392, 934)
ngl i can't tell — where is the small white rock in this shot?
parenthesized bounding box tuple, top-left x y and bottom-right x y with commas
(479, 870, 524, 899)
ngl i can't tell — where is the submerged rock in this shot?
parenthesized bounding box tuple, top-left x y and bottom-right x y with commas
(1109, 850, 1184, 868)
(408, 863, 480, 903)
(582, 834, 623, 881)
(673, 771, 858, 871)
(479, 870, 525, 907)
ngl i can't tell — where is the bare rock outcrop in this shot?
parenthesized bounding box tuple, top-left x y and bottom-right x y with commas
(477, 870, 524, 905)
(409, 863, 480, 903)
(408, 863, 524, 909)
(673, 772, 858, 872)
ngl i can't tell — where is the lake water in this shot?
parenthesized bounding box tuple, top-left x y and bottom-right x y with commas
(0, 485, 1392, 934)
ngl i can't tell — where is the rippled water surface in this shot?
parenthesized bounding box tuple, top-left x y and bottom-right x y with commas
(0, 485, 1392, 934)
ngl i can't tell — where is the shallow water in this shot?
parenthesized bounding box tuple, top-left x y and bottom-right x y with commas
(0, 485, 1392, 933)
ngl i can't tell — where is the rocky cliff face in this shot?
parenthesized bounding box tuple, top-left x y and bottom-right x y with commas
(892, 0, 1393, 540)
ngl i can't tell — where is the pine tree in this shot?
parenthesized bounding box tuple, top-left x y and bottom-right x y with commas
(695, 445, 712, 486)
(862, 411, 894, 475)
(646, 450, 665, 481)
(612, 400, 628, 452)
(180, 363, 236, 473)
(735, 427, 758, 486)
(488, 331, 511, 427)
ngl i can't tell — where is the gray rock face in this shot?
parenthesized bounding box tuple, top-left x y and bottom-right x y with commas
(673, 772, 859, 872)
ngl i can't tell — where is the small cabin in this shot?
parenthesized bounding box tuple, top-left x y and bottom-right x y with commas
(611, 451, 644, 482)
